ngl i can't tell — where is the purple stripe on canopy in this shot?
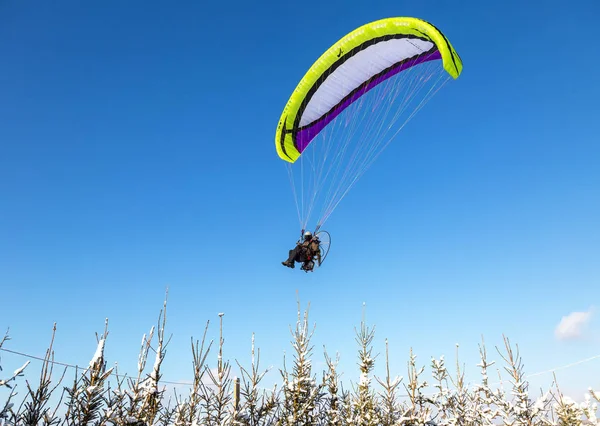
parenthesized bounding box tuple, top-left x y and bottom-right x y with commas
(295, 50, 442, 153)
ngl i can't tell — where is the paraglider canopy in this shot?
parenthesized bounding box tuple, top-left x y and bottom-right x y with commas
(275, 16, 463, 232)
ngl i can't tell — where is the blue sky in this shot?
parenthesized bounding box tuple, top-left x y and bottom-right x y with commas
(1, 0, 599, 401)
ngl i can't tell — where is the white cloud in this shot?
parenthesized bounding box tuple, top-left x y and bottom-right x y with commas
(555, 309, 594, 341)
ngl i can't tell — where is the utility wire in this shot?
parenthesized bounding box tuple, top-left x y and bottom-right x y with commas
(2, 347, 599, 392)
